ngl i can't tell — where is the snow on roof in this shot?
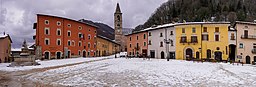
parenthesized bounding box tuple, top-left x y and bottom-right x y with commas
(0, 34, 8, 38)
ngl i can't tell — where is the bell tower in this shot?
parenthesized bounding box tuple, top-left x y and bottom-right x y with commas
(114, 3, 122, 45)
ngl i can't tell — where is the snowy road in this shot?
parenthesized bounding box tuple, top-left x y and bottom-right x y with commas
(24, 58, 256, 87)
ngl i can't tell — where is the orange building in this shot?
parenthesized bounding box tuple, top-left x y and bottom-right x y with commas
(34, 14, 97, 59)
(0, 34, 12, 63)
(126, 31, 148, 57)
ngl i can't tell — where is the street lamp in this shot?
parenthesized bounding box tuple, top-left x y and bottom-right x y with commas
(164, 39, 171, 61)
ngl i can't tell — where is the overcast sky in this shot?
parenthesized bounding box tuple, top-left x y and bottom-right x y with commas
(0, 0, 168, 48)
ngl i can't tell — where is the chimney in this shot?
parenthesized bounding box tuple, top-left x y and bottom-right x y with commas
(3, 32, 5, 35)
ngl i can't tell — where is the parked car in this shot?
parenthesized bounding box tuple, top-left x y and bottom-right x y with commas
(119, 52, 127, 57)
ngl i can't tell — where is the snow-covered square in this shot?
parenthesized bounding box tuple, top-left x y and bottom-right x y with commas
(14, 58, 256, 87)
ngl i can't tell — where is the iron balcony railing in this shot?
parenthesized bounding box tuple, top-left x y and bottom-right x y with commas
(241, 35, 256, 39)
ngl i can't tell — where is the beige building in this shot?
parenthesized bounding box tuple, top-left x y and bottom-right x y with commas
(235, 21, 256, 64)
(0, 34, 12, 63)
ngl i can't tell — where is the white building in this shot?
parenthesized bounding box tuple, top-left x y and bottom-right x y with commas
(228, 27, 237, 61)
(147, 24, 176, 59)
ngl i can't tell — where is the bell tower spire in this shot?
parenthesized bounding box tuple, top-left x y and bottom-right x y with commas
(114, 3, 122, 44)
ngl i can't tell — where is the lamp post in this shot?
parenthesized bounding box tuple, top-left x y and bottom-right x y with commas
(164, 39, 171, 61)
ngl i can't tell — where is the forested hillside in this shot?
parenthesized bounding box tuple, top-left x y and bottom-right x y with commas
(135, 0, 256, 31)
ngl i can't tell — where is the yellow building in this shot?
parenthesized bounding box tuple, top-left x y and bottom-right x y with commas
(175, 22, 230, 61)
(96, 35, 120, 57)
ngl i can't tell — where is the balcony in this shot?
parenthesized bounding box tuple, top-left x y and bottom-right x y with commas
(241, 35, 256, 39)
(252, 48, 256, 54)
(180, 36, 198, 44)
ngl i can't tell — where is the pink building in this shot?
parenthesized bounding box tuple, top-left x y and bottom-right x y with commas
(0, 34, 12, 63)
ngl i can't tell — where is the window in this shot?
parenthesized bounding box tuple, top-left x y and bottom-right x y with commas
(45, 20, 49, 25)
(57, 39, 61, 45)
(215, 34, 220, 41)
(253, 43, 256, 48)
(57, 21, 61, 26)
(67, 31, 71, 37)
(239, 43, 243, 48)
(67, 24, 71, 27)
(182, 28, 185, 33)
(149, 32, 151, 36)
(191, 36, 198, 43)
(192, 27, 196, 33)
(78, 26, 82, 30)
(130, 44, 132, 48)
(137, 36, 139, 40)
(181, 36, 187, 43)
(88, 43, 91, 48)
(78, 50, 81, 56)
(144, 34, 146, 39)
(144, 42, 146, 46)
(149, 40, 152, 45)
(160, 33, 163, 37)
(136, 43, 139, 48)
(170, 31, 173, 35)
(78, 32, 83, 38)
(94, 44, 96, 48)
(57, 29, 61, 36)
(45, 28, 50, 35)
(245, 26, 248, 28)
(130, 37, 132, 41)
(203, 27, 207, 32)
(45, 38, 50, 45)
(170, 40, 173, 46)
(88, 34, 91, 40)
(68, 40, 71, 46)
(215, 27, 219, 32)
(72, 40, 75, 46)
(216, 47, 220, 50)
(231, 33, 235, 40)
(79, 41, 82, 47)
(202, 34, 209, 41)
(160, 41, 163, 47)
(89, 29, 91, 31)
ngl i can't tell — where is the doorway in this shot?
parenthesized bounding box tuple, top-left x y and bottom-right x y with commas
(44, 52, 50, 59)
(185, 48, 193, 60)
(83, 51, 86, 57)
(207, 49, 211, 59)
(214, 51, 222, 61)
(170, 52, 175, 59)
(161, 51, 165, 59)
(150, 50, 155, 58)
(244, 30, 248, 38)
(246, 56, 251, 64)
(56, 52, 61, 59)
(229, 44, 236, 61)
(196, 51, 200, 59)
(142, 49, 147, 57)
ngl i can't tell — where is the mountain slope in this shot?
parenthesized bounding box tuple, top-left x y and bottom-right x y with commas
(135, 0, 256, 31)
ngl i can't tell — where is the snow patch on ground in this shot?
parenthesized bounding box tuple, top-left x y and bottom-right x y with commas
(24, 58, 256, 86)
(0, 55, 115, 71)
